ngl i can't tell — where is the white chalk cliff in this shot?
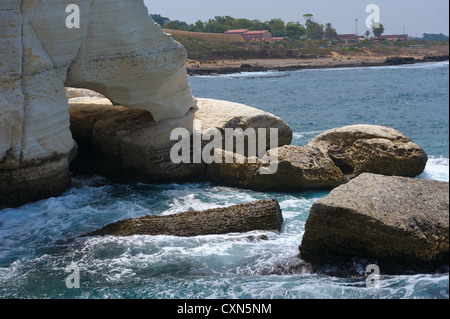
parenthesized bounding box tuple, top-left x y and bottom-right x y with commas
(0, 0, 196, 208)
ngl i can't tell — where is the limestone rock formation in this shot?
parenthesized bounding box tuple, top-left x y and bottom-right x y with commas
(299, 173, 449, 273)
(64, 0, 196, 121)
(69, 97, 293, 182)
(307, 125, 428, 178)
(1, 0, 196, 208)
(82, 199, 283, 237)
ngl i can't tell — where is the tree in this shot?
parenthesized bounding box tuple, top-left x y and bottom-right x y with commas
(364, 30, 371, 39)
(422, 33, 449, 41)
(303, 14, 314, 23)
(372, 23, 385, 38)
(324, 23, 338, 40)
(267, 18, 286, 37)
(204, 18, 226, 33)
(151, 14, 170, 27)
(306, 21, 324, 39)
(285, 22, 306, 40)
(189, 20, 205, 32)
(235, 18, 254, 30)
(218, 16, 236, 29)
(248, 19, 270, 31)
(163, 20, 189, 31)
(302, 14, 324, 39)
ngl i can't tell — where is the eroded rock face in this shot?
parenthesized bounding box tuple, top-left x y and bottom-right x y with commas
(1, 0, 195, 207)
(64, 0, 196, 121)
(69, 98, 293, 182)
(307, 125, 428, 178)
(299, 173, 449, 274)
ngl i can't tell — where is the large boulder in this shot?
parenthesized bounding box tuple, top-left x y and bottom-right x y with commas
(299, 173, 449, 273)
(307, 125, 428, 178)
(207, 125, 428, 192)
(207, 145, 346, 191)
(69, 97, 293, 182)
(82, 199, 283, 237)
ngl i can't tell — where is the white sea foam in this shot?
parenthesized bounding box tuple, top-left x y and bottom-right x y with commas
(294, 60, 449, 73)
(196, 71, 290, 79)
(419, 156, 449, 182)
(195, 61, 448, 80)
(292, 130, 323, 138)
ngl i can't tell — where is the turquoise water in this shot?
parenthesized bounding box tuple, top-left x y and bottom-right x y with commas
(0, 62, 448, 299)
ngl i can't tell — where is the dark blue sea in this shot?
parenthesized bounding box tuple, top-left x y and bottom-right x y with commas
(0, 62, 448, 299)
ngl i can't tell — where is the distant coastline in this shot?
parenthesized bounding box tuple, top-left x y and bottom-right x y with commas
(187, 54, 449, 76)
(166, 28, 449, 76)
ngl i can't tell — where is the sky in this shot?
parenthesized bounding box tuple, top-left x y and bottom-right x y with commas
(143, 0, 449, 37)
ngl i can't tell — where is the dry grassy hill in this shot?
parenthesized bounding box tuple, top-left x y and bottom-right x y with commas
(163, 29, 245, 43)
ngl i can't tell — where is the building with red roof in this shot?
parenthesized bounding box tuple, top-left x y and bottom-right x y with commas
(379, 34, 409, 42)
(242, 30, 272, 42)
(224, 29, 272, 42)
(224, 29, 249, 36)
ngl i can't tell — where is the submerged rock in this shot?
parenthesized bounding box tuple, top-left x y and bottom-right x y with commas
(385, 57, 416, 65)
(82, 199, 283, 237)
(299, 173, 449, 274)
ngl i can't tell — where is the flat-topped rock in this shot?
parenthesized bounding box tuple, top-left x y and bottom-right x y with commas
(299, 173, 449, 274)
(82, 199, 283, 237)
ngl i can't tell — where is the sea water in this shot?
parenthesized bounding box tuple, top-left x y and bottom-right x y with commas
(0, 62, 448, 299)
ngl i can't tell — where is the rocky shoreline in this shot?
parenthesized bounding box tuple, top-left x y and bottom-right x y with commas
(68, 95, 428, 192)
(65, 91, 450, 275)
(187, 54, 449, 76)
(1, 0, 448, 277)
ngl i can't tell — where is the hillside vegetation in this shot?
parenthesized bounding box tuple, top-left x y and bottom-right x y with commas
(165, 29, 449, 63)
